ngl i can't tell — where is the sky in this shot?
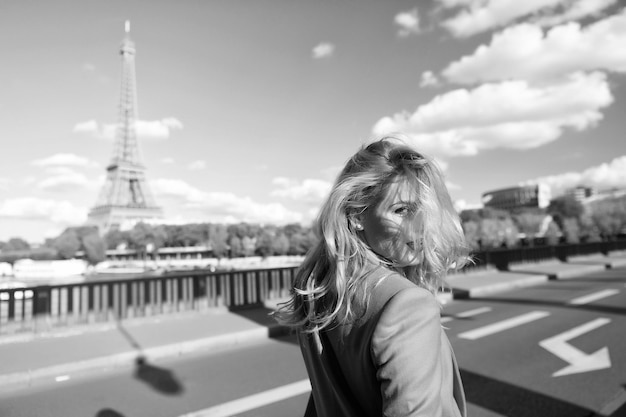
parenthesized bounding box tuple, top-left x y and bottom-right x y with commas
(1, 0, 625, 243)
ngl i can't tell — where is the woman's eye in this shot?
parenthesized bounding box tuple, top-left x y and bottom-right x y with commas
(394, 206, 410, 215)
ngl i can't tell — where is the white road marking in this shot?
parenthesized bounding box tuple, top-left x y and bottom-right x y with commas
(458, 311, 550, 340)
(568, 289, 620, 305)
(178, 379, 311, 417)
(539, 318, 612, 377)
(55, 375, 70, 382)
(441, 307, 492, 324)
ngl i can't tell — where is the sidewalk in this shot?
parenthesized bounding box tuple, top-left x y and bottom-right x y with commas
(1, 255, 624, 392)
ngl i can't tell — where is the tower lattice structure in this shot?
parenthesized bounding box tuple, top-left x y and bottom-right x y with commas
(88, 21, 163, 233)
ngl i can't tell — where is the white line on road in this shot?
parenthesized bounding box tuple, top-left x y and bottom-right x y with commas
(178, 379, 311, 417)
(568, 289, 620, 305)
(458, 311, 550, 340)
(441, 307, 492, 324)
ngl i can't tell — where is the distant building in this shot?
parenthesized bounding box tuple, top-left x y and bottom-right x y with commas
(481, 184, 551, 211)
(565, 186, 595, 203)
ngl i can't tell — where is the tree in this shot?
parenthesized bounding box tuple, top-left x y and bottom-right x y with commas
(54, 231, 81, 259)
(208, 224, 229, 258)
(579, 213, 602, 242)
(104, 229, 130, 250)
(228, 235, 244, 258)
(561, 218, 580, 244)
(82, 233, 106, 265)
(588, 197, 626, 239)
(129, 222, 167, 259)
(478, 219, 503, 249)
(548, 196, 584, 230)
(512, 212, 545, 242)
(5, 237, 30, 251)
(272, 233, 290, 256)
(255, 230, 275, 257)
(462, 221, 481, 251)
(288, 233, 308, 255)
(241, 236, 257, 257)
(459, 209, 481, 224)
(283, 223, 303, 237)
(543, 221, 562, 246)
(548, 195, 584, 219)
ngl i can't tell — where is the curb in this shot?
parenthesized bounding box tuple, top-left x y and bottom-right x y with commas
(508, 262, 607, 280)
(450, 273, 549, 299)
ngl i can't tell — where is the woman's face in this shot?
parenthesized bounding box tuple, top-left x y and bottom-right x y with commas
(359, 178, 423, 267)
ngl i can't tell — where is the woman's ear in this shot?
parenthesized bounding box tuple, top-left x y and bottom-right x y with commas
(348, 214, 364, 231)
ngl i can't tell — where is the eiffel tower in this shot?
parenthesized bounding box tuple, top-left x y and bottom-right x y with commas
(87, 21, 163, 233)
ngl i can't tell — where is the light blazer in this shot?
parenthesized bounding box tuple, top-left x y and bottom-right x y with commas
(298, 267, 466, 417)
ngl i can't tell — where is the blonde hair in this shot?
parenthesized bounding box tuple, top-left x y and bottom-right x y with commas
(275, 135, 468, 333)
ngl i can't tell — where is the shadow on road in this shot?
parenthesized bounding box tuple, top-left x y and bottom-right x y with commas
(95, 408, 126, 417)
(134, 356, 184, 395)
(228, 305, 276, 326)
(115, 319, 185, 395)
(461, 368, 595, 417)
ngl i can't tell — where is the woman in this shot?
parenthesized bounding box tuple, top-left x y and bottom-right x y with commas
(275, 135, 469, 417)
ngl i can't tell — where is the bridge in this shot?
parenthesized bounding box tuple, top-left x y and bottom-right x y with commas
(1, 241, 626, 416)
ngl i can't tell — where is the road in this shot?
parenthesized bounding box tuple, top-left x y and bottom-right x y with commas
(1, 268, 625, 417)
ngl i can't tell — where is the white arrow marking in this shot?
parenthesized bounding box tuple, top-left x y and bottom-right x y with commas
(458, 311, 550, 340)
(539, 318, 612, 377)
(568, 289, 620, 305)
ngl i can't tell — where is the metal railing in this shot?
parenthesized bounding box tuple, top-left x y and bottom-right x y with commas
(0, 266, 297, 335)
(1, 239, 626, 335)
(460, 239, 626, 272)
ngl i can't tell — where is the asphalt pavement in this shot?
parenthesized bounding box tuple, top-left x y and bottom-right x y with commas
(1, 251, 626, 393)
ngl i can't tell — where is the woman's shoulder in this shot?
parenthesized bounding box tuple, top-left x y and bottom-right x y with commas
(365, 268, 436, 316)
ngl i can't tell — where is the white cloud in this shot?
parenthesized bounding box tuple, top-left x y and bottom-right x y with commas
(150, 178, 303, 224)
(82, 62, 96, 71)
(373, 71, 612, 157)
(73, 118, 183, 140)
(320, 165, 343, 181)
(188, 160, 206, 171)
(312, 42, 335, 59)
(73, 120, 99, 134)
(37, 171, 92, 192)
(441, 0, 563, 37)
(522, 155, 626, 196)
(136, 118, 183, 139)
(453, 199, 483, 211)
(434, 158, 449, 172)
(533, 0, 617, 26)
(446, 181, 461, 190)
(420, 71, 441, 87)
(0, 198, 87, 224)
(32, 153, 97, 168)
(161, 157, 175, 164)
(270, 177, 332, 203)
(442, 11, 626, 84)
(395, 8, 421, 36)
